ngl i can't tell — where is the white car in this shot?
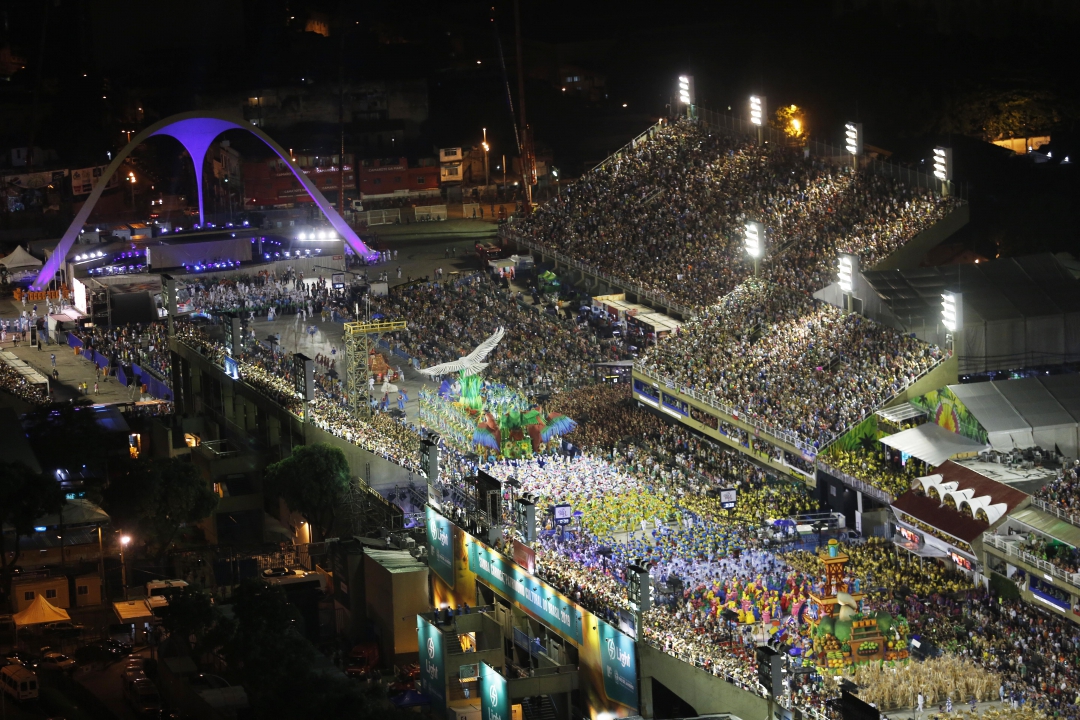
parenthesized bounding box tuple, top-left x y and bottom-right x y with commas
(39, 652, 76, 672)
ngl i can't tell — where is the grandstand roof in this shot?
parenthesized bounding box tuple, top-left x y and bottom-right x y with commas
(862, 254, 1080, 329)
(891, 460, 1029, 543)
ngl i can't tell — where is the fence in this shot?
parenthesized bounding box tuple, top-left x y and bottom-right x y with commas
(816, 461, 894, 505)
(633, 363, 819, 457)
(591, 120, 666, 172)
(983, 532, 1080, 588)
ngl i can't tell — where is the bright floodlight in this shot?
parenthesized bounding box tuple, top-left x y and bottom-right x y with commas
(120, 535, 131, 546)
(744, 221, 763, 258)
(942, 291, 962, 333)
(298, 232, 307, 241)
(838, 254, 854, 293)
(845, 122, 863, 156)
(750, 95, 765, 126)
(678, 75, 694, 106)
(933, 146, 952, 181)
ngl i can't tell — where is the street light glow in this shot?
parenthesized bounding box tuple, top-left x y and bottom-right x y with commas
(120, 535, 131, 546)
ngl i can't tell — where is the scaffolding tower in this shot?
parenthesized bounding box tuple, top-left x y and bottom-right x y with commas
(344, 319, 407, 418)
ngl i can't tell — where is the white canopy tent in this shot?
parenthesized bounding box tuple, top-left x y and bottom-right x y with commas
(879, 423, 990, 466)
(992, 378, 1079, 460)
(0, 245, 42, 270)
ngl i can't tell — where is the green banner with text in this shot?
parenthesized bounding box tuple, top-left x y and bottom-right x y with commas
(480, 661, 509, 720)
(426, 506, 456, 589)
(417, 615, 446, 715)
(598, 618, 638, 709)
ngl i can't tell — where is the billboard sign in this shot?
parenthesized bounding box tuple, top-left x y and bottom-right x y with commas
(426, 506, 455, 588)
(480, 662, 509, 720)
(417, 615, 446, 715)
(468, 540, 582, 643)
(598, 618, 638, 709)
(554, 503, 572, 526)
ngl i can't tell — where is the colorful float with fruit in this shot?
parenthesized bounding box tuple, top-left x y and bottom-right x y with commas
(803, 539, 910, 674)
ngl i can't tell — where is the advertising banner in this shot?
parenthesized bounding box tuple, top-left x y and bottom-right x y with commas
(468, 540, 583, 644)
(598, 618, 638, 709)
(417, 615, 446, 715)
(426, 506, 455, 589)
(480, 662, 509, 720)
(512, 539, 535, 574)
(71, 166, 116, 196)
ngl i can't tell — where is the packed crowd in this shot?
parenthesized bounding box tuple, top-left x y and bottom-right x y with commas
(546, 382, 665, 451)
(1018, 533, 1080, 575)
(0, 361, 49, 406)
(1034, 461, 1080, 517)
(640, 279, 945, 448)
(504, 118, 957, 309)
(821, 445, 926, 499)
(81, 322, 172, 382)
(369, 274, 628, 392)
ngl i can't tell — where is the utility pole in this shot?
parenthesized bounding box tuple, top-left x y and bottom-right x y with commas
(339, 22, 347, 217)
(513, 0, 533, 211)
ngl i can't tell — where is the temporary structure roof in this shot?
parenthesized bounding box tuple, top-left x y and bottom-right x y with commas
(948, 382, 1034, 451)
(113, 599, 155, 623)
(0, 245, 42, 269)
(13, 594, 71, 627)
(876, 402, 927, 424)
(879, 423, 989, 466)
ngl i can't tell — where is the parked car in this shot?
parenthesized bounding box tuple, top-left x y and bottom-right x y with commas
(0, 664, 39, 702)
(124, 677, 162, 717)
(2, 651, 38, 669)
(121, 657, 146, 683)
(75, 640, 125, 665)
(104, 638, 134, 655)
(43, 622, 85, 638)
(39, 652, 76, 672)
(345, 641, 380, 680)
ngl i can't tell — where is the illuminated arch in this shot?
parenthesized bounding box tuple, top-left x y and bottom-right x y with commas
(33, 111, 374, 289)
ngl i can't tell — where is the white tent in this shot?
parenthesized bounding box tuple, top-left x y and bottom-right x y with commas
(879, 423, 989, 466)
(948, 382, 1034, 452)
(0, 245, 42, 269)
(992, 377, 1079, 459)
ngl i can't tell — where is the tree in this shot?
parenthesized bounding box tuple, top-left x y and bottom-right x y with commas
(0, 462, 64, 601)
(265, 443, 350, 540)
(102, 456, 218, 561)
(158, 587, 216, 648)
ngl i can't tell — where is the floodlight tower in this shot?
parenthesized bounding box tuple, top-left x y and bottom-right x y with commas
(677, 75, 695, 119)
(941, 290, 963, 357)
(750, 95, 767, 145)
(844, 122, 863, 170)
(745, 221, 764, 276)
(933, 146, 953, 197)
(837, 253, 858, 314)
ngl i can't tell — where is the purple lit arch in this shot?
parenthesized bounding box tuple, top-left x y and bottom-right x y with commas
(33, 111, 373, 289)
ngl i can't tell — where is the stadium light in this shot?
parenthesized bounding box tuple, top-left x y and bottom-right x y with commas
(933, 146, 953, 196)
(837, 254, 855, 294)
(845, 122, 863, 166)
(677, 75, 694, 116)
(750, 95, 766, 144)
(942, 290, 962, 333)
(745, 221, 764, 275)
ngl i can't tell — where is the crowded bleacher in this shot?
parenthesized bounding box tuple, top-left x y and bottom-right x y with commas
(639, 279, 945, 448)
(369, 273, 629, 392)
(503, 118, 957, 309)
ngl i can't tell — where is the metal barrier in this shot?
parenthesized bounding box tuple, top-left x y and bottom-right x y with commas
(815, 461, 894, 505)
(414, 205, 447, 222)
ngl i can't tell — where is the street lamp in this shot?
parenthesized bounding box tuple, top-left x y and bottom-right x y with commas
(552, 168, 560, 197)
(845, 122, 863, 168)
(744, 221, 764, 276)
(750, 95, 767, 144)
(119, 534, 131, 590)
(482, 127, 490, 189)
(127, 172, 136, 207)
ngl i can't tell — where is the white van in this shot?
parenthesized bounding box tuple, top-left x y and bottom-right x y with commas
(1, 663, 40, 701)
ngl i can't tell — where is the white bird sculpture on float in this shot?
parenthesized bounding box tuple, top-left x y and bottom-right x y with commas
(418, 326, 505, 378)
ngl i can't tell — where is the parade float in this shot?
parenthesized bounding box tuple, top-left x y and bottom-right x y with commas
(417, 328, 576, 460)
(800, 539, 910, 674)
